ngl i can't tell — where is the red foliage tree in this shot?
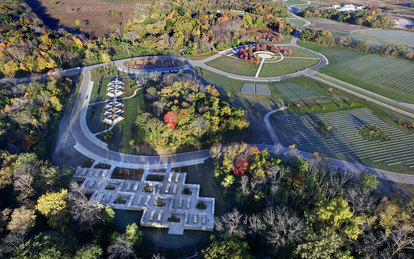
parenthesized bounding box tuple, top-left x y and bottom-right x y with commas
(233, 155, 250, 176)
(164, 111, 177, 129)
(288, 49, 292, 55)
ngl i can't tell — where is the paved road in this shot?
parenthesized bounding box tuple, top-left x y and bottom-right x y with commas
(312, 74, 414, 119)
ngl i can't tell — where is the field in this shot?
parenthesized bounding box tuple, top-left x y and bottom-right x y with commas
(299, 42, 414, 104)
(272, 108, 414, 173)
(259, 58, 319, 77)
(307, 18, 367, 32)
(29, 0, 148, 37)
(275, 82, 325, 100)
(356, 30, 414, 47)
(205, 56, 258, 77)
(205, 48, 320, 78)
(288, 18, 306, 27)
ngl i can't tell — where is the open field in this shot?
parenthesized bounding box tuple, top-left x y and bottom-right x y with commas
(299, 41, 414, 104)
(356, 30, 414, 47)
(29, 0, 148, 37)
(259, 58, 319, 77)
(272, 108, 414, 173)
(206, 56, 259, 77)
(275, 82, 325, 100)
(288, 18, 306, 27)
(330, 29, 414, 48)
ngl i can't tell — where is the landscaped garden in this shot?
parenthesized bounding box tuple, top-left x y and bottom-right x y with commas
(135, 73, 249, 151)
(205, 44, 320, 78)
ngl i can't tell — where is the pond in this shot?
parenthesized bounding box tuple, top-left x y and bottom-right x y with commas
(113, 210, 212, 250)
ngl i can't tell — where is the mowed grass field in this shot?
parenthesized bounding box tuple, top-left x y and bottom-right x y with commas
(206, 56, 258, 77)
(206, 48, 320, 78)
(300, 42, 414, 104)
(259, 58, 319, 77)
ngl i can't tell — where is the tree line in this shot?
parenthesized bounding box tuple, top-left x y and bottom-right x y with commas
(297, 7, 395, 28)
(299, 28, 414, 60)
(0, 0, 294, 78)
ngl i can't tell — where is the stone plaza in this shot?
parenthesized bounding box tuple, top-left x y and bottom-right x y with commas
(73, 167, 215, 235)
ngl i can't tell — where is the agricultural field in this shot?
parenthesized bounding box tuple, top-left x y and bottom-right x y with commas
(28, 0, 148, 37)
(300, 42, 414, 104)
(330, 29, 414, 48)
(356, 30, 414, 47)
(271, 108, 414, 173)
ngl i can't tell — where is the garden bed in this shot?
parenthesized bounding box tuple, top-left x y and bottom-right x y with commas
(111, 167, 144, 181)
(146, 175, 165, 182)
(94, 163, 111, 169)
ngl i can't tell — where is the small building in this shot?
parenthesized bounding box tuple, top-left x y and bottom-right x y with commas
(332, 4, 365, 12)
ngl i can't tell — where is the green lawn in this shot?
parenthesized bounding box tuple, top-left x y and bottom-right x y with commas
(299, 41, 414, 104)
(259, 58, 319, 77)
(288, 18, 305, 27)
(287, 46, 319, 58)
(206, 56, 259, 77)
(105, 91, 148, 154)
(206, 51, 319, 78)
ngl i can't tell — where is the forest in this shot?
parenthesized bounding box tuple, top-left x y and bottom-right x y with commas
(0, 0, 294, 78)
(297, 7, 395, 28)
(206, 142, 414, 258)
(136, 73, 249, 150)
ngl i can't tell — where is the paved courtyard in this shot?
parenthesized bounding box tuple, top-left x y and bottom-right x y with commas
(74, 167, 215, 235)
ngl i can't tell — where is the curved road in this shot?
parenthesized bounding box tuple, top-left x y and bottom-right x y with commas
(69, 65, 210, 169)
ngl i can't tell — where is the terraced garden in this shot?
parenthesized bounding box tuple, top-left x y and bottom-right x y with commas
(300, 42, 414, 104)
(272, 108, 414, 173)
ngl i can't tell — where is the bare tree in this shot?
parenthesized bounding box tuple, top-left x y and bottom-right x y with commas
(0, 232, 26, 257)
(68, 182, 104, 232)
(264, 206, 304, 248)
(192, 117, 209, 137)
(248, 215, 265, 242)
(107, 237, 137, 259)
(216, 208, 246, 238)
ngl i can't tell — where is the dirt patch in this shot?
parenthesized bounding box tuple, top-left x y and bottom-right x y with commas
(309, 21, 367, 32)
(145, 174, 165, 182)
(125, 58, 185, 69)
(32, 0, 149, 37)
(111, 167, 144, 181)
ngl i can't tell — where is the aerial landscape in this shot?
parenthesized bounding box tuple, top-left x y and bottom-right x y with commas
(1, 0, 414, 258)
